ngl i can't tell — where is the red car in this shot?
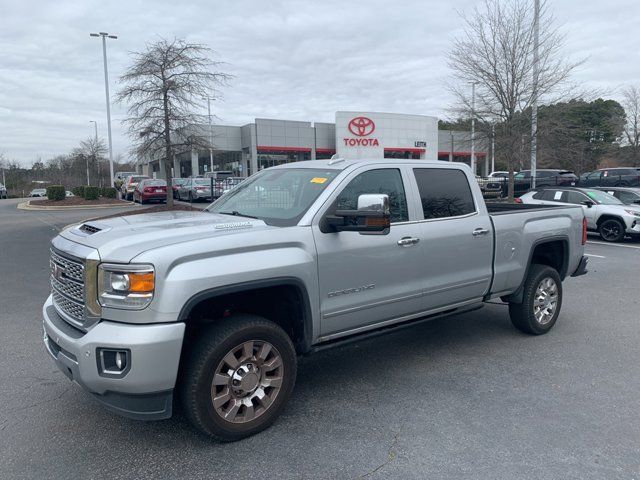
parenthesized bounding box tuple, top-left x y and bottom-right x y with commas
(133, 179, 167, 204)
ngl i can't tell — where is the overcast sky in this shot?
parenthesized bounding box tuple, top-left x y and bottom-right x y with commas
(1, 0, 638, 166)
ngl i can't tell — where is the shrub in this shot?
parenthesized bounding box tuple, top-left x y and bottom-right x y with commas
(46, 185, 66, 201)
(101, 187, 117, 198)
(72, 186, 85, 197)
(84, 186, 100, 200)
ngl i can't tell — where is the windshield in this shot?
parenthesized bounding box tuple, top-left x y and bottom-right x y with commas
(143, 180, 166, 187)
(193, 179, 211, 185)
(206, 168, 339, 227)
(585, 189, 623, 205)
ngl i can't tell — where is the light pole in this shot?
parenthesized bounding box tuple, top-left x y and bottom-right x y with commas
(90, 32, 117, 187)
(470, 82, 478, 175)
(89, 120, 99, 186)
(491, 123, 496, 174)
(530, 0, 540, 189)
(204, 96, 214, 173)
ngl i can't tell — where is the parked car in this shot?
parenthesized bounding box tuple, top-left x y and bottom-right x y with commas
(114, 171, 137, 189)
(593, 187, 640, 206)
(121, 175, 149, 201)
(476, 176, 503, 198)
(176, 177, 212, 202)
(519, 186, 640, 242)
(579, 167, 640, 187)
(171, 178, 187, 199)
(513, 169, 578, 195)
(0, 183, 7, 199)
(65, 191, 74, 198)
(133, 179, 168, 204)
(488, 171, 512, 178)
(29, 188, 47, 197)
(43, 159, 587, 441)
(204, 170, 234, 181)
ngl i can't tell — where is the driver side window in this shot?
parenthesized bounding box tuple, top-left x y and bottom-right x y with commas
(335, 169, 409, 223)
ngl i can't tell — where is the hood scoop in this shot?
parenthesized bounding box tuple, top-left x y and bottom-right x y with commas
(80, 223, 102, 234)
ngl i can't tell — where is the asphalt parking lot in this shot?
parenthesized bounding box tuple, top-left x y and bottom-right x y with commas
(1, 197, 639, 479)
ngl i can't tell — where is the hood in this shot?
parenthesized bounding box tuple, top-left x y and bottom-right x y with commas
(60, 210, 274, 262)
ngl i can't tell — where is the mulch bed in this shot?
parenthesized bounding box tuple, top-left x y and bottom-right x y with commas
(31, 197, 128, 206)
(91, 204, 201, 221)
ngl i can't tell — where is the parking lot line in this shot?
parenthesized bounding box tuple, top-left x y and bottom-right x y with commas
(584, 253, 606, 258)
(587, 241, 640, 250)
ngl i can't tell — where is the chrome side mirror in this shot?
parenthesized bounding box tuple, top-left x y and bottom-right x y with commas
(325, 194, 391, 234)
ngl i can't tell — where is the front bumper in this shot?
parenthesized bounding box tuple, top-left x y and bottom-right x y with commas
(625, 220, 640, 235)
(192, 190, 212, 200)
(42, 295, 185, 420)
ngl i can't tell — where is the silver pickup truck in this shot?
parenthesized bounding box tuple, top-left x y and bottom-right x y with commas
(43, 159, 588, 441)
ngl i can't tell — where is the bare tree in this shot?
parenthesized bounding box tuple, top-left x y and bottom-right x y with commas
(78, 136, 108, 186)
(447, 0, 582, 199)
(117, 38, 231, 207)
(621, 86, 640, 166)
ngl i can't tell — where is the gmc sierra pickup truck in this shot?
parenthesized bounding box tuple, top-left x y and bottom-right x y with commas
(43, 159, 588, 441)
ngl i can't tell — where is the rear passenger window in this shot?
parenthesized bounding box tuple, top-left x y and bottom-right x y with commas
(413, 169, 476, 219)
(541, 190, 566, 201)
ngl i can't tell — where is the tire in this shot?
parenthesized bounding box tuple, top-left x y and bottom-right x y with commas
(509, 264, 563, 335)
(598, 218, 625, 242)
(188, 192, 193, 203)
(180, 315, 297, 442)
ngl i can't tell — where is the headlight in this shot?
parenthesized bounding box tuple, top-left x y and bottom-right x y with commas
(624, 209, 640, 218)
(98, 263, 155, 309)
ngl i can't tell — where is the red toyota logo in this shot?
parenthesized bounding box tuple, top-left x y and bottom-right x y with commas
(348, 117, 375, 137)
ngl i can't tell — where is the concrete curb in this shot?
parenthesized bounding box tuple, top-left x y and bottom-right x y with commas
(17, 200, 137, 211)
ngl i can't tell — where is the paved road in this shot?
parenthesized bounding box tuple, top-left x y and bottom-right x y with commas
(1, 197, 639, 479)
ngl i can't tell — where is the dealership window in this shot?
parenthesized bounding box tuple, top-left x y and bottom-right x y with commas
(384, 150, 421, 160)
(413, 168, 475, 219)
(334, 168, 408, 223)
(258, 150, 311, 170)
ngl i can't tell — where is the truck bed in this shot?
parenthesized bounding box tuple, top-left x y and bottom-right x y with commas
(485, 202, 568, 215)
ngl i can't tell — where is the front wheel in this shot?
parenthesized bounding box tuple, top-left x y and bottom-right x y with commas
(598, 218, 625, 242)
(180, 315, 297, 442)
(509, 264, 563, 335)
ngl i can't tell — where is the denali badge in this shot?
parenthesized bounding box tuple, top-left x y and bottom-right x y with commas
(214, 222, 253, 230)
(328, 284, 375, 298)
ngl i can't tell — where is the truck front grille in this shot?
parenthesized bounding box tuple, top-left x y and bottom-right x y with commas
(50, 249, 86, 327)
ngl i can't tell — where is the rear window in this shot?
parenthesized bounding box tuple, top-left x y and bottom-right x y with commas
(143, 180, 166, 187)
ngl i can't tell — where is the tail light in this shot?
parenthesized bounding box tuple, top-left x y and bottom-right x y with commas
(514, 197, 523, 204)
(582, 216, 587, 245)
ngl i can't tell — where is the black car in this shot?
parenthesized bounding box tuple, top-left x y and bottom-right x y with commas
(579, 167, 640, 187)
(593, 187, 640, 206)
(512, 169, 578, 195)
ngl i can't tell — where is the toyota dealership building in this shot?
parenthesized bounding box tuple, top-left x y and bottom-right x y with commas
(139, 111, 489, 179)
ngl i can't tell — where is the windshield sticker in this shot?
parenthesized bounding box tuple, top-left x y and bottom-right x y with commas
(554, 191, 563, 200)
(310, 177, 328, 184)
(587, 192, 597, 199)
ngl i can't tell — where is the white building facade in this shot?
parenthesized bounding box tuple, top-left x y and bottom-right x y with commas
(139, 111, 488, 179)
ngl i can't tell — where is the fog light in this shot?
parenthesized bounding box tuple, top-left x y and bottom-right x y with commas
(97, 348, 130, 377)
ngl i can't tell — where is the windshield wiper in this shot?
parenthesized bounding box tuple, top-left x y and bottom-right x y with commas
(218, 211, 259, 219)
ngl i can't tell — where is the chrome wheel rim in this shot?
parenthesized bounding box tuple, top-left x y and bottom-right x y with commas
(601, 222, 621, 241)
(533, 277, 558, 325)
(211, 340, 283, 424)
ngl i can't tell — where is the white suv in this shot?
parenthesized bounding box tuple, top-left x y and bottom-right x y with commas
(520, 187, 640, 242)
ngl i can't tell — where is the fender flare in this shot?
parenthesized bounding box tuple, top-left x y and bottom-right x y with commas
(177, 276, 314, 353)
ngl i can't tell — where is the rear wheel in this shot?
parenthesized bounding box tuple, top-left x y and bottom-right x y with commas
(188, 192, 193, 202)
(180, 315, 297, 442)
(598, 218, 625, 242)
(509, 264, 562, 335)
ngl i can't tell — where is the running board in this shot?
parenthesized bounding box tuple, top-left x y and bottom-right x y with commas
(307, 303, 484, 355)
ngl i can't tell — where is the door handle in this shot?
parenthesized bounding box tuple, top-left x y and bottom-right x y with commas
(472, 228, 489, 237)
(397, 237, 420, 247)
